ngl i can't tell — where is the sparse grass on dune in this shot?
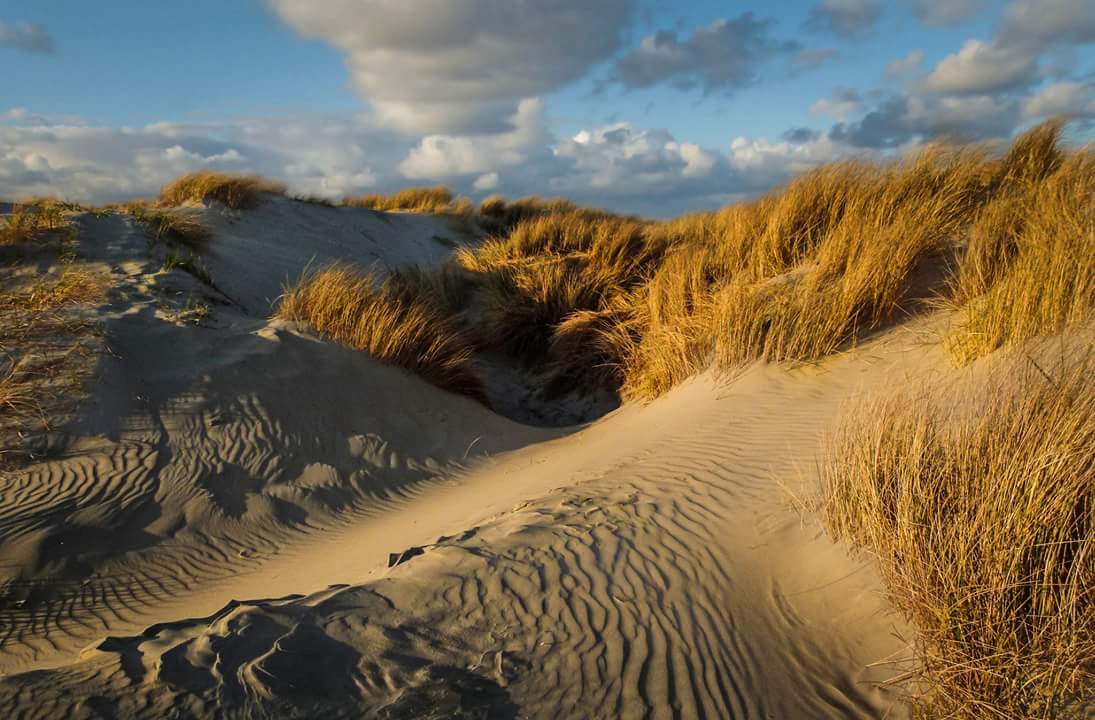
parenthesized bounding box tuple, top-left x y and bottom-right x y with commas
(0, 264, 107, 467)
(0, 265, 107, 312)
(158, 171, 286, 210)
(821, 354, 1094, 719)
(1, 198, 73, 245)
(477, 194, 615, 233)
(346, 186, 461, 214)
(129, 205, 211, 248)
(277, 264, 486, 402)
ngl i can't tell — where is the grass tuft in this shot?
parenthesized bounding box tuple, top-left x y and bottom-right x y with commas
(945, 145, 1094, 362)
(158, 172, 286, 210)
(277, 264, 486, 401)
(821, 354, 1094, 718)
(130, 206, 211, 248)
(346, 186, 458, 213)
(1, 198, 72, 245)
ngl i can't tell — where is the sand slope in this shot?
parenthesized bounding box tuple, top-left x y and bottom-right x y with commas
(191, 196, 477, 315)
(0, 202, 928, 718)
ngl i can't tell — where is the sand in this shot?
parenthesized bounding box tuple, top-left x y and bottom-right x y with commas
(0, 198, 932, 718)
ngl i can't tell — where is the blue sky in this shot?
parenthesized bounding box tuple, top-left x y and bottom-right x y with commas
(2, 1, 1094, 215)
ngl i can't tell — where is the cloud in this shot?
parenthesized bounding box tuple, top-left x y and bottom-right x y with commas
(473, 173, 498, 191)
(885, 50, 925, 79)
(1022, 79, 1095, 118)
(398, 98, 548, 178)
(923, 39, 1039, 94)
(0, 107, 860, 218)
(0, 115, 400, 203)
(0, 22, 53, 53)
(810, 87, 864, 121)
(910, 0, 984, 27)
(609, 14, 802, 94)
(728, 134, 848, 188)
(997, 0, 1095, 51)
(804, 0, 881, 38)
(829, 93, 1020, 147)
(269, 0, 635, 134)
(918, 0, 1094, 99)
(782, 127, 822, 144)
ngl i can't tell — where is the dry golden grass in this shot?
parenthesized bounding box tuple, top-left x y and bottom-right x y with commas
(0, 265, 107, 313)
(129, 206, 211, 247)
(1, 198, 72, 245)
(477, 256, 609, 359)
(477, 195, 614, 233)
(345, 186, 458, 213)
(945, 139, 1094, 363)
(615, 146, 995, 398)
(820, 353, 1093, 719)
(158, 172, 286, 210)
(277, 264, 485, 401)
(454, 211, 667, 388)
(0, 263, 107, 467)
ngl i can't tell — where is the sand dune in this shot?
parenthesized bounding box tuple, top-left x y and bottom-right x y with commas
(0, 200, 937, 718)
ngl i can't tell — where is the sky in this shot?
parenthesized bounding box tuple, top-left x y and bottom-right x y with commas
(2, 0, 1094, 216)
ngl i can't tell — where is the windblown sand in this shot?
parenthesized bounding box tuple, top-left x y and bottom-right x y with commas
(0, 199, 934, 718)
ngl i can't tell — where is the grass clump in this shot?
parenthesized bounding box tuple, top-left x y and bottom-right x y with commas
(158, 172, 286, 210)
(477, 195, 614, 234)
(278, 264, 485, 401)
(346, 186, 459, 214)
(130, 205, 211, 248)
(1, 198, 72, 245)
(820, 354, 1094, 718)
(945, 132, 1094, 362)
(0, 263, 108, 466)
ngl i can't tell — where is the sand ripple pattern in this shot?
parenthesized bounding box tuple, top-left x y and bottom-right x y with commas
(0, 383, 463, 673)
(0, 362, 908, 719)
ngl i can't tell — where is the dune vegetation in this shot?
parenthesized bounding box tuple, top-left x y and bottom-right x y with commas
(158, 171, 287, 210)
(282, 120, 1094, 403)
(0, 201, 106, 467)
(278, 263, 485, 402)
(821, 353, 1093, 719)
(127, 203, 211, 248)
(345, 185, 469, 214)
(0, 198, 71, 245)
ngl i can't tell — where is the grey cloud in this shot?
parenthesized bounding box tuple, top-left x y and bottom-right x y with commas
(998, 0, 1095, 51)
(609, 14, 801, 95)
(910, 0, 985, 27)
(810, 87, 864, 120)
(804, 0, 881, 39)
(1022, 79, 1095, 119)
(269, 0, 636, 134)
(0, 22, 53, 53)
(829, 93, 1020, 147)
(920, 0, 1095, 97)
(782, 127, 822, 143)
